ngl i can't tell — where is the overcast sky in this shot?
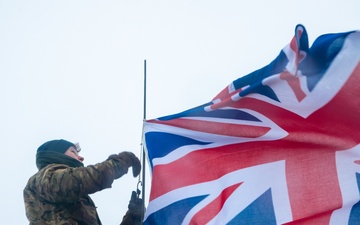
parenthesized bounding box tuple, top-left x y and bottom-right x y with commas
(1, 1, 359, 224)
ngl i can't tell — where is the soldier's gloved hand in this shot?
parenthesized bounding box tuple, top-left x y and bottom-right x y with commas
(120, 191, 145, 225)
(128, 191, 145, 218)
(108, 152, 141, 178)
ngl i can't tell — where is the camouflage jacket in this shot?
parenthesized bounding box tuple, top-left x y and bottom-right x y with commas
(24, 159, 127, 225)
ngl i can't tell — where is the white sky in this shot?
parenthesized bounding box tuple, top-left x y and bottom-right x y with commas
(1, 0, 359, 224)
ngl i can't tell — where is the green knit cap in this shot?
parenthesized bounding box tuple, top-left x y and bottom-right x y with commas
(37, 139, 75, 154)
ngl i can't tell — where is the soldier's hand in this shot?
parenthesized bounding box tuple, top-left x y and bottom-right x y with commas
(128, 191, 145, 217)
(108, 152, 141, 177)
(120, 191, 145, 225)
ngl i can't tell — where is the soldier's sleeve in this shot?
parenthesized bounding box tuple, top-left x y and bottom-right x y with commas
(33, 159, 127, 203)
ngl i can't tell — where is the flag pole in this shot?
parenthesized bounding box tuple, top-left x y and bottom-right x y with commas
(141, 59, 146, 214)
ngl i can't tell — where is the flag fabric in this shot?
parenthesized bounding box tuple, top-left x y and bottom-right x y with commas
(142, 24, 360, 225)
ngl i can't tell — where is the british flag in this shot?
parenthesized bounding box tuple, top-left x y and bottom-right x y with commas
(142, 24, 360, 224)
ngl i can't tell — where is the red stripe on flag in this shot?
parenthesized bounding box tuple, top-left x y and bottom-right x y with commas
(280, 71, 306, 102)
(190, 183, 242, 224)
(152, 118, 270, 138)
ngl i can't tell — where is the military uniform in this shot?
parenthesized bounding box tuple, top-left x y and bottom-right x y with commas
(24, 159, 128, 225)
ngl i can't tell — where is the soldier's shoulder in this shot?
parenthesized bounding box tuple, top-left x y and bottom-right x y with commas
(42, 163, 71, 172)
(26, 164, 71, 185)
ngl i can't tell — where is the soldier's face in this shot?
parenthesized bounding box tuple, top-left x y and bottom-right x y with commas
(65, 146, 84, 162)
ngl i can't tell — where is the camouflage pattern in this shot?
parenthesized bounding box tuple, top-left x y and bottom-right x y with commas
(24, 159, 128, 225)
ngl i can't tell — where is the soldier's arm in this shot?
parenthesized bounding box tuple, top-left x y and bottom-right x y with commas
(34, 158, 128, 203)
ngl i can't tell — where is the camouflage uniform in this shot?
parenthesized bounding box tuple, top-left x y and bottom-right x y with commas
(24, 159, 128, 225)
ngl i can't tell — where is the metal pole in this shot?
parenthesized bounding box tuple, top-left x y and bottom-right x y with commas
(141, 59, 146, 220)
(143, 59, 147, 129)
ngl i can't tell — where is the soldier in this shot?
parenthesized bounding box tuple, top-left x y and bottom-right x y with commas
(23, 139, 145, 225)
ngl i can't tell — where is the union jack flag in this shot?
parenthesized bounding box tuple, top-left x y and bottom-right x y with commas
(142, 24, 360, 224)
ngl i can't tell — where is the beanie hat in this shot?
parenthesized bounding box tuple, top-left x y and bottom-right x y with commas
(36, 139, 83, 170)
(37, 139, 75, 154)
